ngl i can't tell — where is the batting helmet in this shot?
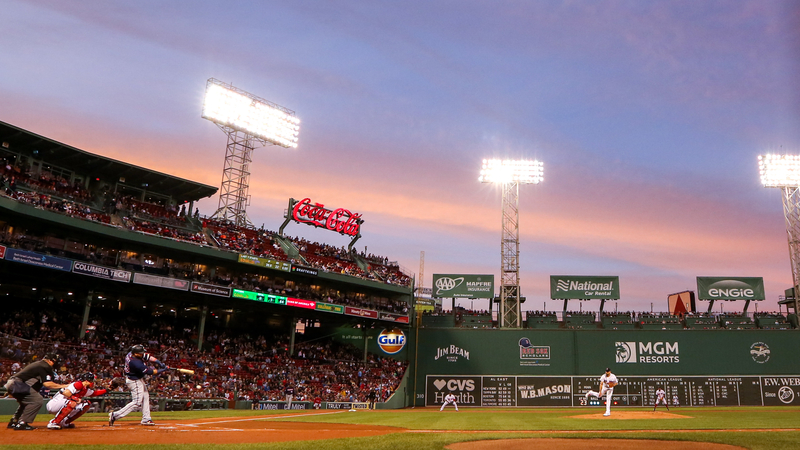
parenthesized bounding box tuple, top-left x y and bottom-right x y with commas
(77, 372, 96, 382)
(130, 344, 146, 355)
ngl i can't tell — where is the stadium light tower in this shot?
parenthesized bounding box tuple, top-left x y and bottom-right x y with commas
(202, 78, 300, 227)
(479, 159, 544, 328)
(759, 154, 800, 314)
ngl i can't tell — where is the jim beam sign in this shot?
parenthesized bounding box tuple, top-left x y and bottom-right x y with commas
(550, 275, 620, 300)
(284, 197, 363, 237)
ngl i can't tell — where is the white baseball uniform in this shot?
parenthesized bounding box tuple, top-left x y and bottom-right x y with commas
(440, 393, 458, 411)
(654, 388, 669, 410)
(585, 372, 617, 415)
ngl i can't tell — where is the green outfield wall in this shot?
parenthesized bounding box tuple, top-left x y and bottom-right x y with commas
(411, 328, 800, 407)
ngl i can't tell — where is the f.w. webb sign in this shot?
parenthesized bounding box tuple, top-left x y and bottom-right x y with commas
(550, 275, 620, 300)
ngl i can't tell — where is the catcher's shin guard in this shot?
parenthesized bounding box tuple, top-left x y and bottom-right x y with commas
(53, 400, 78, 425)
(64, 401, 89, 425)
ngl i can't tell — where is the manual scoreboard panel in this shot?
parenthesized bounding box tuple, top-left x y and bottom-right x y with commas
(425, 375, 800, 407)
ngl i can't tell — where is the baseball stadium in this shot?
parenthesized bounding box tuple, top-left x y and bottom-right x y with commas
(0, 111, 799, 450)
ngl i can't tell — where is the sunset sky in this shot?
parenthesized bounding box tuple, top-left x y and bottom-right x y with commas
(3, 1, 799, 312)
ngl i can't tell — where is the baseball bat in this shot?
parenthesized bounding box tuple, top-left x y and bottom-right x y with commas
(176, 368, 195, 375)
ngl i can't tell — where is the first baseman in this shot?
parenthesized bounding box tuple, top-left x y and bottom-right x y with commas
(653, 386, 669, 411)
(109, 345, 170, 426)
(585, 367, 617, 416)
(440, 392, 459, 411)
(47, 372, 108, 429)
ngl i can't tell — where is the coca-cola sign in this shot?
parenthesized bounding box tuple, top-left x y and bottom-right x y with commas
(288, 197, 363, 237)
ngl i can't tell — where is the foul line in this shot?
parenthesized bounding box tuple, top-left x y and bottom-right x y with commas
(408, 428, 800, 434)
(174, 410, 347, 427)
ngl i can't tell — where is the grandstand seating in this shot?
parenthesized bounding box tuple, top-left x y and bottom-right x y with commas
(0, 307, 407, 404)
(684, 314, 721, 330)
(754, 313, 792, 330)
(600, 312, 636, 330)
(718, 314, 756, 330)
(526, 311, 561, 329)
(563, 313, 597, 329)
(458, 311, 493, 329)
(420, 314, 456, 328)
(637, 313, 683, 330)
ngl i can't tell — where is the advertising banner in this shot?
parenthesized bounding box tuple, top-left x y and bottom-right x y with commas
(0, 245, 6, 259)
(315, 302, 344, 314)
(5, 248, 72, 272)
(379, 313, 410, 323)
(190, 282, 232, 297)
(253, 401, 311, 410)
(696, 277, 765, 300)
(285, 197, 363, 237)
(345, 306, 378, 319)
(72, 262, 131, 283)
(432, 274, 494, 298)
(132, 273, 190, 291)
(291, 265, 318, 276)
(549, 275, 620, 299)
(287, 298, 316, 309)
(325, 402, 370, 410)
(237, 254, 291, 272)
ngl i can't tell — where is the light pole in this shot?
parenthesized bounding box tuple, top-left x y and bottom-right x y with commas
(759, 154, 800, 315)
(479, 159, 543, 328)
(202, 78, 300, 227)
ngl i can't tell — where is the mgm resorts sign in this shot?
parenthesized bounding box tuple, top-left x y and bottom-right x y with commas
(696, 277, 765, 300)
(550, 275, 620, 300)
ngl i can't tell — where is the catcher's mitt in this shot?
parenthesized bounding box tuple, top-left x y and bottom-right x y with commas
(109, 377, 126, 390)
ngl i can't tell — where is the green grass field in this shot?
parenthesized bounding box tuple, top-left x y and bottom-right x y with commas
(2, 407, 800, 450)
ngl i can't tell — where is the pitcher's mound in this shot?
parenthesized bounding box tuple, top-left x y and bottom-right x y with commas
(447, 438, 743, 450)
(572, 411, 689, 419)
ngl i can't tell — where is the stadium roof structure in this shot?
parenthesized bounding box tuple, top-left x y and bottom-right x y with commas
(0, 120, 217, 203)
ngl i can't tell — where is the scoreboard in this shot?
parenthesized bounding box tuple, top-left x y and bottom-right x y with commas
(425, 375, 800, 407)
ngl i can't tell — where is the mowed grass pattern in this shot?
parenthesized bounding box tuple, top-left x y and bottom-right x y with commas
(2, 407, 800, 450)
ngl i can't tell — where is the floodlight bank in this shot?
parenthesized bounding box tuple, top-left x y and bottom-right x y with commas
(479, 158, 544, 184)
(202, 82, 300, 148)
(758, 154, 800, 188)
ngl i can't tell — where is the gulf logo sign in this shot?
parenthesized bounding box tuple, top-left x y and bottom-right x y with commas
(378, 329, 406, 354)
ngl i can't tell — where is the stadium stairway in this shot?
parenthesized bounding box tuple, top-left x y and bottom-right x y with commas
(272, 233, 308, 265)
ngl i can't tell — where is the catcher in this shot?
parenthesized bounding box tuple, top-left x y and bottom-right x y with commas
(46, 372, 117, 429)
(584, 367, 617, 416)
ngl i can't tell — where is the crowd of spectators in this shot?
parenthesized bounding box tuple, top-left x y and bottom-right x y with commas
(0, 157, 413, 289)
(1, 158, 94, 203)
(0, 309, 407, 405)
(122, 217, 207, 245)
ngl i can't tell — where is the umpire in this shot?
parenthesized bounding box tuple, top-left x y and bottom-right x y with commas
(4, 353, 68, 430)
